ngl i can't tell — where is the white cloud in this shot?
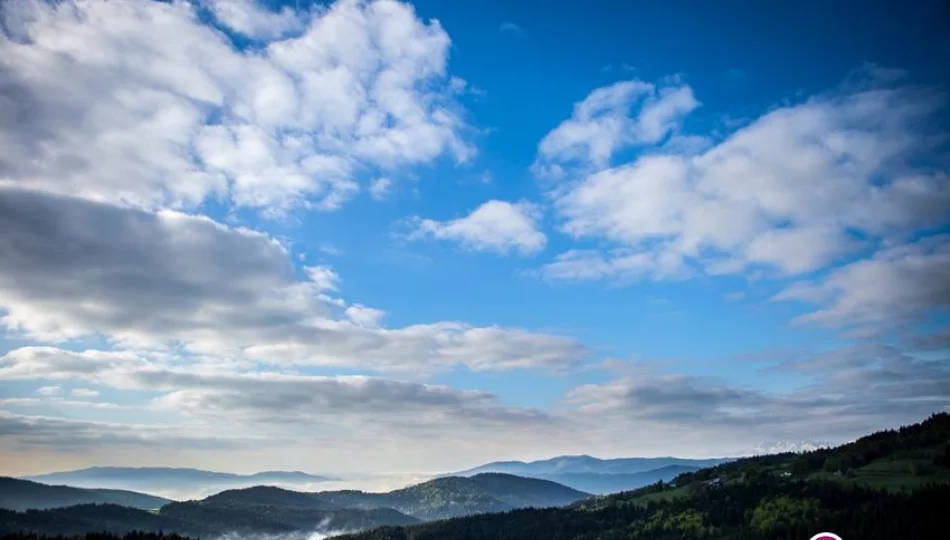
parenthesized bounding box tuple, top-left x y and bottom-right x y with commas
(368, 177, 393, 200)
(541, 73, 950, 281)
(36, 385, 61, 397)
(344, 304, 386, 328)
(0, 188, 586, 374)
(535, 80, 698, 171)
(306, 265, 342, 292)
(409, 200, 547, 255)
(775, 234, 950, 334)
(71, 388, 101, 398)
(0, 0, 472, 215)
(538, 248, 688, 283)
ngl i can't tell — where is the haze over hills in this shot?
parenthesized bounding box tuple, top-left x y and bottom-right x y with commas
(22, 468, 337, 499)
(452, 455, 731, 494)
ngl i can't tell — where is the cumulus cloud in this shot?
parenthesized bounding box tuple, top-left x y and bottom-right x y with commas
(408, 200, 547, 255)
(0, 0, 472, 214)
(0, 187, 586, 373)
(205, 0, 304, 39)
(538, 69, 950, 318)
(535, 80, 698, 173)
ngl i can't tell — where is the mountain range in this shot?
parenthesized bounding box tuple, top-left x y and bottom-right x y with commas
(4, 414, 950, 539)
(0, 473, 589, 536)
(453, 455, 731, 494)
(19, 455, 731, 499)
(21, 467, 336, 498)
(23, 467, 337, 489)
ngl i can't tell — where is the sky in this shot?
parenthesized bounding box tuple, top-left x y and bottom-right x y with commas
(0, 0, 948, 478)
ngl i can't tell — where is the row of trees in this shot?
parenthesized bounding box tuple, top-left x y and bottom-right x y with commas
(0, 534, 192, 540)
(339, 479, 950, 540)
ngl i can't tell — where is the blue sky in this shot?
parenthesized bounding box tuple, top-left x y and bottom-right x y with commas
(0, 0, 948, 479)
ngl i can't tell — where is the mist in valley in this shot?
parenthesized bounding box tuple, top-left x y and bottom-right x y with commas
(109, 472, 438, 501)
(213, 521, 350, 540)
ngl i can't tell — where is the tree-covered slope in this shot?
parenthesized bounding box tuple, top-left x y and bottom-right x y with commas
(0, 505, 211, 537)
(450, 473, 589, 508)
(336, 480, 949, 540)
(1, 531, 193, 540)
(334, 413, 950, 540)
(0, 479, 170, 511)
(0, 500, 417, 538)
(198, 485, 339, 509)
(160, 500, 418, 534)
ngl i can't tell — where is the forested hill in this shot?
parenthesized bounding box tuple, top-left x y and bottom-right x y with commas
(200, 473, 589, 522)
(0, 501, 415, 537)
(0, 479, 170, 512)
(335, 413, 950, 540)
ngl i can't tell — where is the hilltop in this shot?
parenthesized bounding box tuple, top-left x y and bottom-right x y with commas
(312, 473, 588, 521)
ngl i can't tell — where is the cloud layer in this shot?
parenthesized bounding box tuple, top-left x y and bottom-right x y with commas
(0, 1, 947, 476)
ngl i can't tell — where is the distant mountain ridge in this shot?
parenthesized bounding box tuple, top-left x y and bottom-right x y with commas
(0, 478, 170, 512)
(452, 455, 731, 494)
(21, 467, 337, 498)
(24, 467, 334, 485)
(456, 455, 729, 476)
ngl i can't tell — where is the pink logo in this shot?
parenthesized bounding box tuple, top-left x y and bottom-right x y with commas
(810, 534, 842, 540)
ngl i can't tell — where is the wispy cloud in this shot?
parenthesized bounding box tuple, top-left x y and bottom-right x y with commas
(499, 21, 524, 35)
